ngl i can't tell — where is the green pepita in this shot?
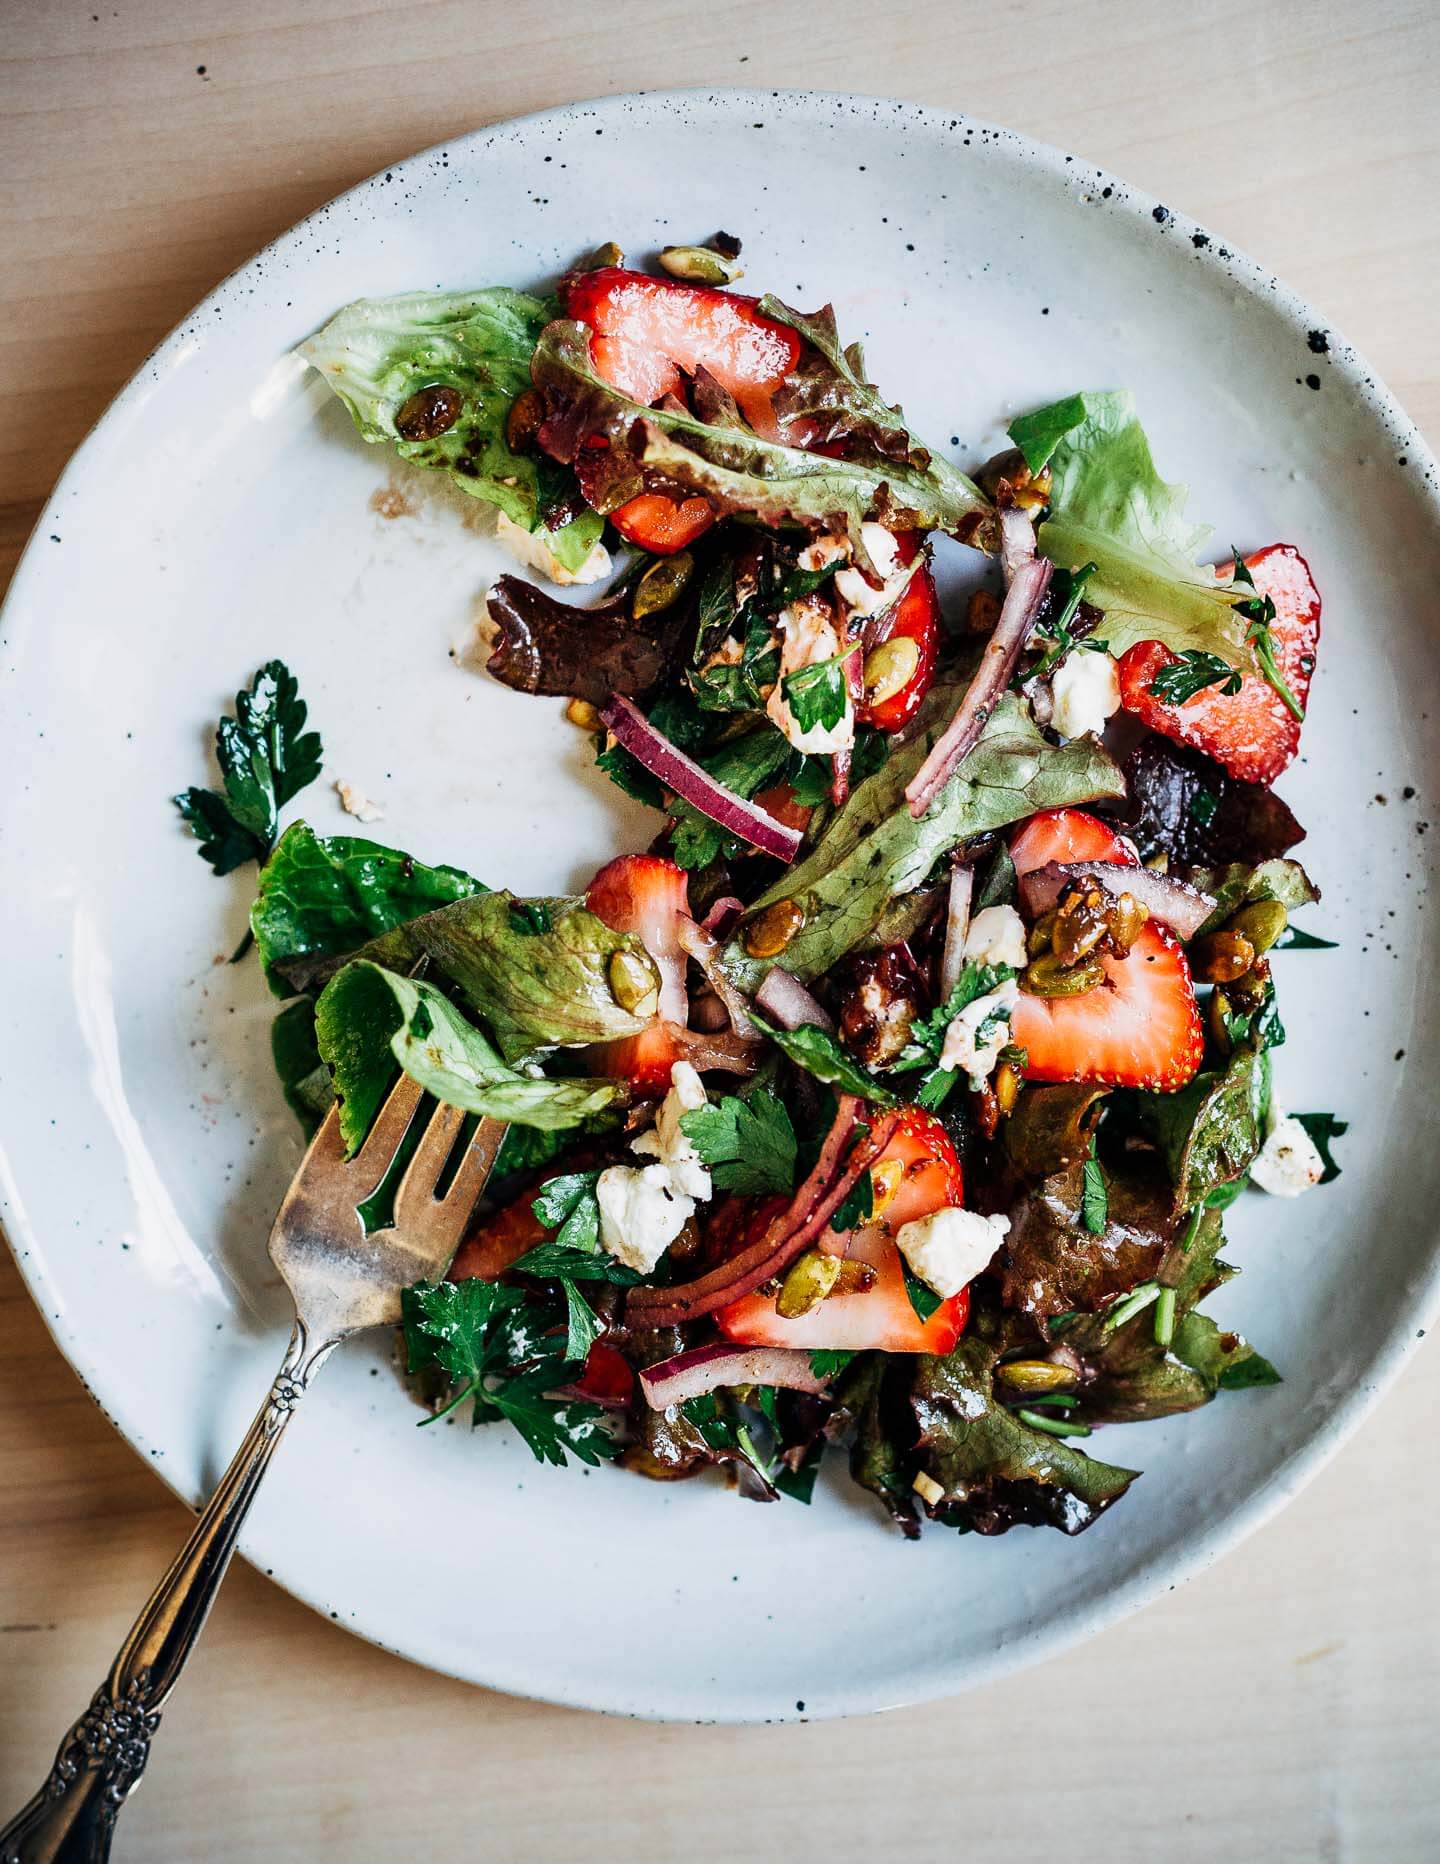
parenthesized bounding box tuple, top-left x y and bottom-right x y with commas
(632, 551, 695, 619)
(658, 244, 744, 286)
(1225, 899, 1289, 954)
(608, 946, 660, 1016)
(862, 636, 922, 708)
(776, 1248, 843, 1319)
(1020, 952, 1106, 998)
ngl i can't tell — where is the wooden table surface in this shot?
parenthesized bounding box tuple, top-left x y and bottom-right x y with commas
(2, 2, 1438, 1857)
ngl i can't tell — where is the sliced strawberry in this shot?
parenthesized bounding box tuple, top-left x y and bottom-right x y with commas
(856, 560, 941, 733)
(717, 1108, 969, 1352)
(570, 1339, 635, 1406)
(1009, 809, 1203, 1090)
(448, 1189, 549, 1283)
(1116, 544, 1320, 785)
(563, 267, 802, 430)
(609, 491, 715, 555)
(585, 854, 690, 1096)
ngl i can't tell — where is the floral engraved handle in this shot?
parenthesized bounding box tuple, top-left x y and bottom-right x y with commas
(0, 1321, 336, 1863)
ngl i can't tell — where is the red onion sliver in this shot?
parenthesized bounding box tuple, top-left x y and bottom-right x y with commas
(639, 1343, 831, 1410)
(1019, 861, 1217, 942)
(998, 503, 1037, 587)
(754, 965, 834, 1032)
(599, 695, 802, 862)
(701, 895, 745, 937)
(676, 914, 757, 1040)
(939, 863, 975, 997)
(904, 557, 1054, 821)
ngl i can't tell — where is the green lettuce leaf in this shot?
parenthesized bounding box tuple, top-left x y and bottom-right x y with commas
(270, 998, 332, 1136)
(1186, 857, 1319, 936)
(722, 689, 1123, 990)
(1018, 390, 1251, 665)
(402, 890, 658, 1061)
(300, 288, 601, 573)
(253, 821, 482, 994)
(532, 320, 994, 564)
(1130, 1043, 1268, 1213)
(314, 960, 625, 1153)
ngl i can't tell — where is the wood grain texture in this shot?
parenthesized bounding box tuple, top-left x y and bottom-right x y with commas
(1, 1, 1437, 1857)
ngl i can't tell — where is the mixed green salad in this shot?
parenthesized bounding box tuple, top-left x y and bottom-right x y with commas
(177, 236, 1343, 1536)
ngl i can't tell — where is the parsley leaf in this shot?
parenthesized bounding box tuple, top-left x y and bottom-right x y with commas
(891, 963, 1015, 1072)
(1273, 925, 1338, 952)
(1147, 650, 1243, 705)
(809, 1349, 857, 1378)
(401, 1278, 618, 1468)
(174, 659, 324, 877)
(561, 1279, 603, 1362)
(781, 654, 850, 734)
(1081, 1139, 1108, 1234)
(678, 1088, 798, 1195)
(530, 1170, 602, 1254)
(903, 1263, 942, 1321)
(1293, 1111, 1348, 1184)
(830, 1167, 874, 1232)
(751, 1012, 896, 1103)
(511, 1240, 643, 1285)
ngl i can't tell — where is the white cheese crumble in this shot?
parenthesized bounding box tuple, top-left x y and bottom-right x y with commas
(912, 1470, 945, 1507)
(334, 779, 384, 824)
(597, 1062, 714, 1272)
(765, 593, 855, 755)
(1049, 647, 1121, 741)
(798, 532, 850, 572)
(962, 904, 1029, 972)
(630, 1059, 711, 1200)
(494, 511, 611, 586)
(895, 1207, 1012, 1299)
(1250, 1106, 1326, 1197)
(596, 1165, 694, 1274)
(939, 979, 1021, 1089)
(834, 522, 907, 617)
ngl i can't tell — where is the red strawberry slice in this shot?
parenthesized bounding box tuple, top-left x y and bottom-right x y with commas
(609, 491, 715, 555)
(585, 854, 691, 1096)
(716, 1109, 971, 1352)
(1009, 809, 1203, 1090)
(1116, 544, 1320, 785)
(856, 557, 942, 734)
(563, 266, 802, 430)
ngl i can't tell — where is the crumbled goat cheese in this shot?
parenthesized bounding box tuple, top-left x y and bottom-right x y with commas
(1049, 648, 1121, 741)
(895, 1206, 1013, 1299)
(596, 1165, 694, 1274)
(913, 1470, 945, 1507)
(1250, 1107, 1326, 1197)
(334, 779, 384, 824)
(597, 1062, 714, 1271)
(833, 522, 907, 617)
(494, 511, 611, 586)
(939, 979, 1021, 1088)
(962, 904, 1029, 971)
(630, 1060, 712, 1200)
(765, 593, 855, 755)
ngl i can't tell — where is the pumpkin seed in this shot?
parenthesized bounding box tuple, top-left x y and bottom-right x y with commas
(996, 1358, 1078, 1393)
(862, 635, 922, 708)
(1190, 930, 1255, 984)
(1020, 951, 1106, 998)
(658, 244, 744, 285)
(743, 897, 806, 959)
(633, 551, 695, 619)
(608, 947, 660, 1016)
(1226, 898, 1288, 954)
(776, 1248, 843, 1319)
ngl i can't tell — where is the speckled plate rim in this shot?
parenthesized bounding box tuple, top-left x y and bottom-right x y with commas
(3, 87, 1438, 1722)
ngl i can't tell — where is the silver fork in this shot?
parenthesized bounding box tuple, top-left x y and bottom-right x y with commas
(1, 1076, 505, 1864)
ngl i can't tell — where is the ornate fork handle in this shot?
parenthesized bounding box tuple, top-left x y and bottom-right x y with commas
(1, 1320, 337, 1864)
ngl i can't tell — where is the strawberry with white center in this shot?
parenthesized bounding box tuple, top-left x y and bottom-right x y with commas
(1009, 809, 1204, 1090)
(585, 854, 691, 1097)
(1116, 544, 1321, 785)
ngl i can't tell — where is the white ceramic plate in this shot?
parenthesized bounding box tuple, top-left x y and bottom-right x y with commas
(3, 90, 1439, 1723)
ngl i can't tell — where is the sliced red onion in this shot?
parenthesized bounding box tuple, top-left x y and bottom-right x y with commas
(599, 695, 802, 863)
(701, 895, 745, 937)
(939, 863, 974, 997)
(755, 965, 834, 1033)
(669, 1023, 759, 1074)
(1019, 861, 1217, 942)
(904, 557, 1053, 821)
(998, 503, 1037, 587)
(676, 914, 757, 1040)
(639, 1343, 831, 1410)
(626, 1097, 898, 1327)
(687, 991, 731, 1033)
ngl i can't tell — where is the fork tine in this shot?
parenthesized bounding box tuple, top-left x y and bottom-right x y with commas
(435, 1116, 508, 1222)
(350, 1071, 424, 1183)
(391, 1099, 467, 1232)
